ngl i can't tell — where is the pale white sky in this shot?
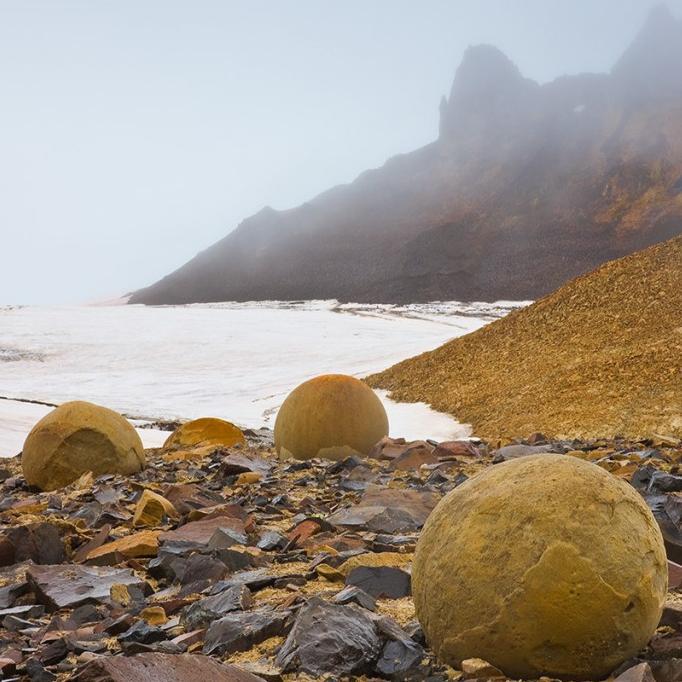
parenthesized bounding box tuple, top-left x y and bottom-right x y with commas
(1, 0, 679, 303)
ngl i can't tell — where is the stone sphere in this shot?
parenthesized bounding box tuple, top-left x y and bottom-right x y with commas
(22, 401, 145, 491)
(274, 374, 389, 460)
(163, 417, 245, 449)
(413, 454, 667, 681)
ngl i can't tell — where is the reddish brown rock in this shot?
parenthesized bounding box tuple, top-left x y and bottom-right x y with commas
(159, 516, 246, 545)
(433, 440, 481, 459)
(388, 443, 438, 471)
(71, 652, 266, 681)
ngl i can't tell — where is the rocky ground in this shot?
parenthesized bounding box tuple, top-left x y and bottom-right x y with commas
(1, 429, 682, 681)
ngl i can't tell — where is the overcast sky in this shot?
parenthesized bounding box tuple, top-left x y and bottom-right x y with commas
(1, 0, 680, 304)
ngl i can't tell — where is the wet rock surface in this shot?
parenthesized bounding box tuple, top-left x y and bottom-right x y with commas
(0, 431, 680, 680)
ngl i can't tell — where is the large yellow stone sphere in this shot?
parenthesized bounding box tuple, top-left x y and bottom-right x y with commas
(413, 454, 667, 681)
(274, 374, 389, 460)
(163, 417, 246, 449)
(22, 401, 145, 491)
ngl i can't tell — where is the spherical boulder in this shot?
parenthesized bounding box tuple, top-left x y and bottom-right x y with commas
(412, 454, 667, 681)
(274, 374, 389, 460)
(163, 417, 245, 450)
(22, 401, 145, 491)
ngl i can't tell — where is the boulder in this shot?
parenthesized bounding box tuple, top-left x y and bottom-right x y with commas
(163, 417, 246, 450)
(412, 454, 667, 680)
(274, 374, 388, 460)
(21, 401, 145, 491)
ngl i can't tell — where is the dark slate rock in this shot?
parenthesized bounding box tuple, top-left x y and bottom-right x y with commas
(276, 597, 381, 676)
(36, 637, 68, 665)
(0, 604, 44, 619)
(0, 580, 29, 609)
(207, 526, 249, 549)
(649, 471, 682, 494)
(173, 553, 229, 584)
(666, 494, 682, 526)
(68, 603, 103, 627)
(256, 531, 286, 551)
(327, 487, 438, 533)
(645, 496, 682, 563)
(203, 608, 290, 656)
(346, 566, 411, 599)
(2, 614, 36, 631)
(376, 637, 424, 677)
(214, 548, 254, 573)
(0, 522, 65, 567)
(334, 585, 376, 611)
(209, 569, 275, 594)
(181, 585, 253, 630)
(27, 564, 145, 611)
(25, 659, 56, 682)
(118, 620, 166, 645)
(632, 465, 657, 492)
(369, 612, 425, 676)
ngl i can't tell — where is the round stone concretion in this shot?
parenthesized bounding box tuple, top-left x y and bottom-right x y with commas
(22, 401, 145, 491)
(413, 454, 667, 681)
(163, 417, 245, 449)
(274, 374, 389, 461)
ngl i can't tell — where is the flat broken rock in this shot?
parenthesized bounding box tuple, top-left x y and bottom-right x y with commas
(160, 515, 246, 545)
(71, 652, 266, 681)
(326, 485, 439, 532)
(27, 564, 146, 610)
(204, 608, 290, 656)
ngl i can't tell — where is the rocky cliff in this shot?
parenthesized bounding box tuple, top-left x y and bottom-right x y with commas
(131, 6, 682, 305)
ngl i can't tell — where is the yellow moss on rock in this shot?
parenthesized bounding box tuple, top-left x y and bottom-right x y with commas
(412, 454, 667, 681)
(163, 417, 245, 449)
(274, 374, 389, 461)
(21, 401, 145, 491)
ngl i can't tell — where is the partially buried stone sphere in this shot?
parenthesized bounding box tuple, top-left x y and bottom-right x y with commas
(412, 454, 667, 681)
(22, 401, 145, 491)
(163, 417, 246, 449)
(274, 374, 389, 460)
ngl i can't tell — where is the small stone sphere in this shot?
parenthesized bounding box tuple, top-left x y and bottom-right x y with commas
(413, 454, 667, 681)
(163, 417, 245, 449)
(22, 401, 145, 491)
(274, 374, 389, 460)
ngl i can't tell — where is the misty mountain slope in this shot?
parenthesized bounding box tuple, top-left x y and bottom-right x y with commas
(130, 6, 682, 305)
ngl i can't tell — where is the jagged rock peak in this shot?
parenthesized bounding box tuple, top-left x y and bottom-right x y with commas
(449, 44, 526, 100)
(439, 45, 537, 140)
(611, 4, 682, 97)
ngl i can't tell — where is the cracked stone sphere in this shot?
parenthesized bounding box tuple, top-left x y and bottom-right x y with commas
(163, 417, 245, 449)
(274, 374, 388, 460)
(22, 401, 145, 491)
(413, 454, 667, 681)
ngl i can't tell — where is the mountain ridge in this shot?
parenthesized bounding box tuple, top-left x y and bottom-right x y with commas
(130, 5, 682, 305)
